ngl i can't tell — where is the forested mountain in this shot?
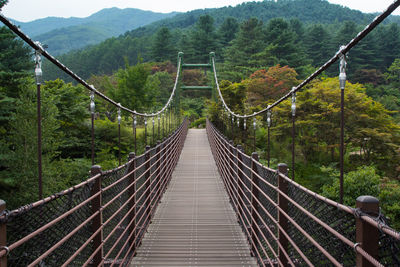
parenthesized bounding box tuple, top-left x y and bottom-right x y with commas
(43, 0, 400, 80)
(9, 8, 178, 55)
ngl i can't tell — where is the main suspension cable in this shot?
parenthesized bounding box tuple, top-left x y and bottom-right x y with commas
(213, 0, 400, 119)
(0, 13, 181, 118)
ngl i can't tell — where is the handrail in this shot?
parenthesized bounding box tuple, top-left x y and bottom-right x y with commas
(0, 119, 188, 265)
(207, 119, 399, 267)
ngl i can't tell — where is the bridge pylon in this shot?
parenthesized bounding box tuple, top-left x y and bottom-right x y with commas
(178, 52, 217, 101)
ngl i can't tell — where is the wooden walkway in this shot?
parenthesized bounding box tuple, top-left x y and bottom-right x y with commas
(130, 129, 258, 266)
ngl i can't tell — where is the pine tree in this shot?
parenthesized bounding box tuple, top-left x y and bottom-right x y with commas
(151, 27, 176, 62)
(304, 24, 333, 67)
(224, 18, 266, 68)
(0, 0, 8, 9)
(188, 15, 219, 62)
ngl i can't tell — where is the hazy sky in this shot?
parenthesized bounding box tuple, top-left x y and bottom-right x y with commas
(2, 0, 400, 22)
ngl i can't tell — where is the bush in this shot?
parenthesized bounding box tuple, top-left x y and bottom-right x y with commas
(191, 117, 206, 128)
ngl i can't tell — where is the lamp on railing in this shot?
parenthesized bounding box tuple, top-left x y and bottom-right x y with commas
(291, 90, 296, 117)
(34, 46, 42, 85)
(90, 91, 95, 115)
(244, 118, 246, 130)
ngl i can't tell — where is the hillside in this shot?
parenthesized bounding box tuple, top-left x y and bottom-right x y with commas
(43, 0, 400, 80)
(10, 8, 178, 55)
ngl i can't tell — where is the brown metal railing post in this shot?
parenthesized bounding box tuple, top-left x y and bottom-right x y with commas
(145, 146, 152, 222)
(229, 141, 238, 218)
(0, 200, 7, 267)
(126, 152, 136, 253)
(156, 141, 161, 203)
(356, 196, 379, 267)
(37, 82, 43, 200)
(277, 163, 288, 267)
(237, 145, 244, 227)
(90, 165, 103, 266)
(250, 152, 259, 257)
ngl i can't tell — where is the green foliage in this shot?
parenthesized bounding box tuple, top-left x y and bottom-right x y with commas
(186, 15, 219, 62)
(1, 82, 62, 208)
(191, 117, 206, 128)
(151, 27, 176, 62)
(379, 178, 400, 229)
(245, 65, 299, 106)
(272, 78, 400, 172)
(0, 0, 8, 9)
(181, 97, 205, 122)
(385, 58, 400, 85)
(321, 166, 380, 206)
(112, 60, 152, 112)
(224, 17, 265, 75)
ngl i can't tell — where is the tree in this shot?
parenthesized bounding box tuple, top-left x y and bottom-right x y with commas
(42, 79, 90, 158)
(255, 18, 310, 76)
(385, 58, 400, 85)
(321, 166, 380, 206)
(303, 24, 333, 67)
(151, 27, 176, 62)
(224, 18, 266, 69)
(0, 0, 8, 9)
(188, 15, 219, 62)
(352, 69, 385, 86)
(219, 80, 246, 113)
(217, 17, 239, 59)
(379, 24, 400, 69)
(273, 77, 400, 168)
(1, 82, 62, 208)
(245, 65, 299, 106)
(111, 60, 150, 112)
(0, 27, 32, 98)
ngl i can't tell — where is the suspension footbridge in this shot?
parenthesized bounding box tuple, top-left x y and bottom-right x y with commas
(1, 1, 400, 266)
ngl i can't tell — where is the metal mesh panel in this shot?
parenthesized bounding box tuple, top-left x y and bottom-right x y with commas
(208, 110, 400, 267)
(379, 232, 400, 265)
(134, 154, 148, 246)
(255, 164, 278, 264)
(239, 155, 252, 242)
(102, 164, 131, 262)
(2, 181, 93, 266)
(287, 182, 356, 266)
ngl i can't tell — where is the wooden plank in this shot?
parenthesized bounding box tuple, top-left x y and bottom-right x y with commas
(130, 129, 257, 266)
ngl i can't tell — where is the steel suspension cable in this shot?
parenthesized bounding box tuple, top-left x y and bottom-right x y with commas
(0, 13, 181, 118)
(212, 0, 400, 119)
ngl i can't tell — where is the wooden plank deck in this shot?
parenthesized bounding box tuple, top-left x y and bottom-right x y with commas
(130, 129, 258, 266)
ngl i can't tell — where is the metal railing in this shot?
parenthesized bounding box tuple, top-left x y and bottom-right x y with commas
(207, 119, 400, 267)
(0, 119, 188, 267)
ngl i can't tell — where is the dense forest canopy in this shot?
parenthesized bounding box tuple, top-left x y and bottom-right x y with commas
(1, 0, 400, 229)
(43, 0, 400, 81)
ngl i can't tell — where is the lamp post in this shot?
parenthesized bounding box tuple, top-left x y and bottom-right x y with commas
(339, 46, 347, 204)
(35, 44, 43, 200)
(291, 88, 296, 181)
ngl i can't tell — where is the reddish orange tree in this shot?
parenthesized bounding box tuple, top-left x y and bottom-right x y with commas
(245, 65, 299, 107)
